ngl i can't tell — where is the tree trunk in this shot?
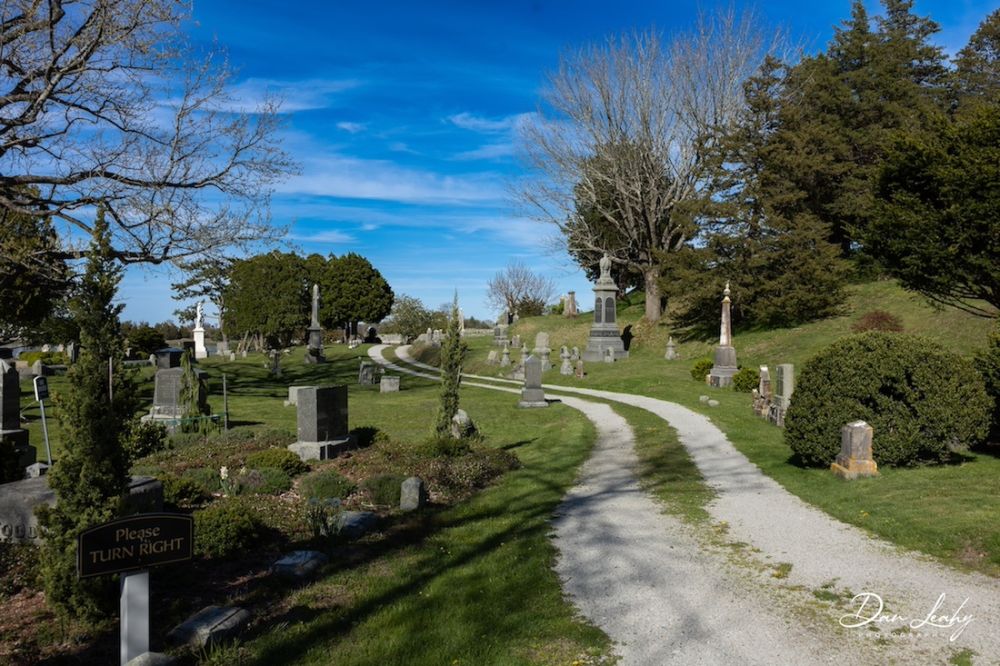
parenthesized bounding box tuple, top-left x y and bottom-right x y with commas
(643, 265, 662, 322)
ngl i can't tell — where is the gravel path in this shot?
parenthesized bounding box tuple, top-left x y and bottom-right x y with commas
(381, 346, 1000, 663)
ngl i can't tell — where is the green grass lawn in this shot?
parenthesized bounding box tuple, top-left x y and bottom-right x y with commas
(455, 280, 1000, 577)
(197, 362, 613, 665)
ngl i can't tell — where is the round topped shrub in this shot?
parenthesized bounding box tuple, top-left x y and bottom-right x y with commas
(785, 332, 990, 467)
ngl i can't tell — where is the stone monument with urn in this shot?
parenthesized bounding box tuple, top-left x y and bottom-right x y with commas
(582, 254, 628, 362)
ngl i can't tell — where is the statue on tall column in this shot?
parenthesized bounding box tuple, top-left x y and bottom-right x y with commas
(194, 301, 203, 330)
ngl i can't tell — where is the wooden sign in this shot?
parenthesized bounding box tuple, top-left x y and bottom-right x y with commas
(78, 513, 193, 579)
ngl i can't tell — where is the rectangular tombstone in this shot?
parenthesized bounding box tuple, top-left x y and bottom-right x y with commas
(297, 386, 348, 443)
(152, 368, 185, 417)
(380, 376, 400, 393)
(774, 364, 794, 409)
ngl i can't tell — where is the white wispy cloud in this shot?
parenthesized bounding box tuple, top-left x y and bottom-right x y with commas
(207, 77, 361, 114)
(279, 155, 506, 205)
(447, 111, 535, 133)
(336, 121, 366, 133)
(288, 229, 358, 244)
(452, 142, 516, 161)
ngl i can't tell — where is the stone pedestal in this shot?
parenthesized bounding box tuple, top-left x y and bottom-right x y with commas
(193, 327, 207, 359)
(831, 421, 879, 480)
(582, 255, 628, 362)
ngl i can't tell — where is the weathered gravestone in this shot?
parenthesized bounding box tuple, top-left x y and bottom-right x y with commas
(518, 356, 547, 408)
(564, 291, 578, 317)
(574, 360, 585, 379)
(535, 332, 552, 371)
(570, 346, 580, 362)
(168, 605, 251, 649)
(289, 386, 353, 461)
(271, 550, 328, 580)
(830, 420, 879, 480)
(379, 376, 400, 393)
(500, 344, 511, 367)
(770, 364, 794, 427)
(358, 360, 382, 385)
(305, 283, 326, 364)
(664, 336, 678, 360)
(0, 475, 162, 544)
(400, 476, 426, 512)
(486, 350, 498, 365)
(559, 346, 573, 375)
(709, 283, 738, 387)
(0, 360, 35, 476)
(753, 365, 771, 417)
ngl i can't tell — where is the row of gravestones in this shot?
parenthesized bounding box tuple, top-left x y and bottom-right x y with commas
(750, 364, 795, 428)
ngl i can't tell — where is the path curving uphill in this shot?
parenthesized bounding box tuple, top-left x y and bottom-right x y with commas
(380, 345, 1000, 663)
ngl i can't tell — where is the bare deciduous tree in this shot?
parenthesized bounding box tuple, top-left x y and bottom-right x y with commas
(0, 0, 296, 271)
(486, 259, 556, 318)
(518, 8, 779, 321)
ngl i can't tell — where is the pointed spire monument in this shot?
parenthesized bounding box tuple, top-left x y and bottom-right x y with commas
(708, 282, 738, 387)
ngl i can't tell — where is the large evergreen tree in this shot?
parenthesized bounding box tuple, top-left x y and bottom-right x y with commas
(223, 252, 309, 348)
(38, 210, 138, 623)
(663, 57, 847, 334)
(318, 253, 394, 337)
(763, 0, 948, 256)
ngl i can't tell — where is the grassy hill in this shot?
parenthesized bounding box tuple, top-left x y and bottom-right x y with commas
(455, 278, 1000, 577)
(499, 279, 995, 370)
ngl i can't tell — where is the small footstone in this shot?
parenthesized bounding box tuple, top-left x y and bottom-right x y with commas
(271, 550, 328, 580)
(126, 652, 176, 666)
(400, 476, 426, 512)
(336, 511, 377, 539)
(167, 605, 251, 649)
(24, 462, 49, 478)
(707, 399, 720, 407)
(699, 395, 710, 404)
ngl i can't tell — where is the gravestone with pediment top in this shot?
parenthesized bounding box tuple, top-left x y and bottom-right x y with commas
(582, 254, 628, 362)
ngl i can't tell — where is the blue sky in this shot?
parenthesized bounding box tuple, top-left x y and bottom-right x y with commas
(120, 0, 999, 325)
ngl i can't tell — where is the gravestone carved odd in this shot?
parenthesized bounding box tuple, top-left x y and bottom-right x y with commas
(709, 283, 738, 388)
(664, 336, 678, 361)
(570, 346, 580, 362)
(753, 366, 771, 417)
(535, 332, 551, 371)
(358, 360, 382, 385)
(771, 364, 794, 427)
(559, 346, 573, 375)
(0, 359, 35, 474)
(583, 254, 628, 362)
(831, 421, 879, 480)
(305, 284, 326, 364)
(517, 356, 548, 408)
(564, 291, 578, 318)
(288, 386, 353, 461)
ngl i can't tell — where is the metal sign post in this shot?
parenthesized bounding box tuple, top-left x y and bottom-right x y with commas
(33, 376, 52, 466)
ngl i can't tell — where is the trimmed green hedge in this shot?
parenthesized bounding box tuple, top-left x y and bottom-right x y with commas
(690, 358, 713, 382)
(785, 333, 991, 467)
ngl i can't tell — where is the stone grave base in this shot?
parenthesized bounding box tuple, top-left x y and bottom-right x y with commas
(289, 435, 355, 462)
(518, 388, 548, 409)
(831, 458, 879, 480)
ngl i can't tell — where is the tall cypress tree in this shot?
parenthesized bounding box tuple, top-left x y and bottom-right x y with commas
(38, 209, 138, 623)
(435, 294, 468, 438)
